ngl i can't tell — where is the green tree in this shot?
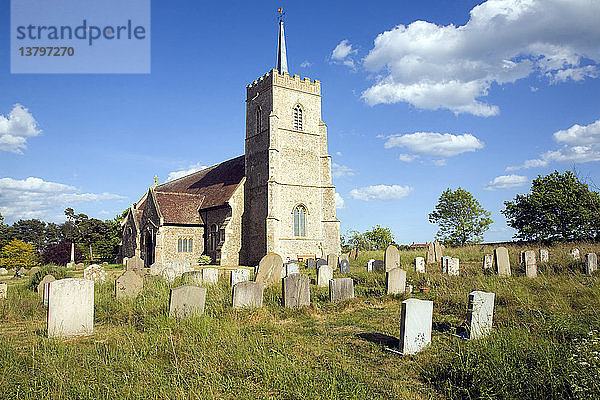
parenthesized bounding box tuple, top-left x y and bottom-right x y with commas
(364, 225, 395, 249)
(429, 188, 492, 246)
(345, 230, 374, 251)
(0, 239, 38, 269)
(502, 170, 600, 241)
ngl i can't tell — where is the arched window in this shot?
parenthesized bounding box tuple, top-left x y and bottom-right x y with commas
(293, 104, 303, 131)
(293, 205, 307, 237)
(256, 107, 262, 133)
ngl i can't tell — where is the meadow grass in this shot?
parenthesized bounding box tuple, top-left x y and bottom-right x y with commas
(0, 242, 599, 399)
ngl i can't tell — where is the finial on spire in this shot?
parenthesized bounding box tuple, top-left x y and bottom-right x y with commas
(276, 8, 288, 75)
(153, 175, 158, 186)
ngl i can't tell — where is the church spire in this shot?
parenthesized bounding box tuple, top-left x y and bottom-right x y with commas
(277, 19, 288, 74)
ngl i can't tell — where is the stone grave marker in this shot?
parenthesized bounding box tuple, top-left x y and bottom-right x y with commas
(571, 248, 581, 260)
(425, 242, 435, 264)
(339, 259, 350, 274)
(367, 259, 375, 272)
(182, 270, 203, 285)
(255, 253, 284, 287)
(29, 266, 41, 277)
(0, 283, 6, 299)
(524, 250, 537, 278)
(75, 263, 84, 270)
(585, 253, 598, 275)
(317, 265, 333, 287)
(47, 278, 94, 338)
(202, 268, 219, 285)
(447, 258, 459, 276)
(127, 255, 145, 275)
(540, 249, 549, 263)
(399, 298, 433, 355)
(37, 274, 55, 294)
(483, 254, 493, 271)
(83, 264, 106, 283)
(169, 285, 206, 318)
(386, 268, 406, 295)
(315, 258, 327, 270)
(339, 254, 349, 263)
(307, 258, 316, 270)
(115, 270, 143, 299)
(373, 260, 384, 271)
(414, 257, 425, 273)
(282, 274, 310, 308)
(466, 291, 495, 339)
(327, 254, 339, 270)
(17, 267, 28, 276)
(433, 240, 443, 262)
(232, 282, 264, 308)
(162, 267, 176, 282)
(150, 262, 165, 276)
(384, 245, 400, 272)
(230, 268, 250, 287)
(494, 247, 511, 276)
(329, 278, 354, 303)
(0, 267, 8, 275)
(283, 262, 300, 278)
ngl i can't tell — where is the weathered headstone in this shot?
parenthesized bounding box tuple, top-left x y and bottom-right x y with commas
(168, 285, 206, 318)
(232, 282, 264, 308)
(399, 298, 433, 355)
(494, 247, 511, 276)
(315, 258, 327, 270)
(0, 283, 6, 299)
(339, 259, 350, 274)
(115, 270, 143, 299)
(37, 274, 55, 294)
(182, 270, 203, 285)
(230, 268, 250, 287)
(83, 264, 106, 283)
(367, 259, 375, 272)
(585, 253, 598, 275)
(29, 266, 41, 277)
(162, 267, 176, 283)
(127, 255, 145, 275)
(466, 291, 495, 339)
(384, 245, 400, 272)
(524, 250, 537, 278)
(571, 248, 581, 260)
(255, 253, 284, 287)
(47, 278, 94, 338)
(425, 242, 435, 264)
(0, 267, 8, 275)
(327, 254, 339, 270)
(447, 258, 459, 276)
(373, 260, 384, 271)
(386, 268, 406, 295)
(317, 265, 333, 287)
(329, 278, 354, 303)
(539, 249, 549, 263)
(283, 262, 300, 278)
(433, 240, 443, 262)
(483, 254, 493, 270)
(307, 258, 316, 270)
(414, 257, 425, 273)
(282, 274, 310, 308)
(202, 267, 219, 285)
(149, 262, 164, 276)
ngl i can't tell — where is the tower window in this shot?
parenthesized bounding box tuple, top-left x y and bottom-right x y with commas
(256, 107, 262, 133)
(293, 205, 307, 237)
(293, 104, 303, 131)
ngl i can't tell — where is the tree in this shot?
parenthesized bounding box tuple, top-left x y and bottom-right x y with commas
(429, 188, 492, 246)
(0, 239, 38, 269)
(364, 225, 395, 249)
(41, 241, 84, 266)
(502, 170, 600, 241)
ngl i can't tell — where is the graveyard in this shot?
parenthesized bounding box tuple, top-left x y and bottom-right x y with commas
(1, 242, 600, 399)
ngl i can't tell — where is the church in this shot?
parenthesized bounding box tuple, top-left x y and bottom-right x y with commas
(120, 20, 341, 267)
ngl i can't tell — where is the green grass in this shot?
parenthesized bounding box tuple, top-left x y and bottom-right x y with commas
(1, 243, 600, 399)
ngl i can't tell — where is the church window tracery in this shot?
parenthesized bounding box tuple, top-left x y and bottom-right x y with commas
(293, 104, 303, 131)
(293, 205, 307, 237)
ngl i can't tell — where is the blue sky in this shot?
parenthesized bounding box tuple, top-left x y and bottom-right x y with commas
(1, 0, 599, 244)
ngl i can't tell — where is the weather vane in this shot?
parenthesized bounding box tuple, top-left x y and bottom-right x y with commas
(277, 7, 285, 21)
(154, 175, 158, 184)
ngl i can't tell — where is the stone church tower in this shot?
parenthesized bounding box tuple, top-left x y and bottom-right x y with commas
(242, 19, 340, 265)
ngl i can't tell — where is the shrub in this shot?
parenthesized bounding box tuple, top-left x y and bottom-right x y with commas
(28, 265, 70, 291)
(41, 241, 84, 266)
(0, 239, 38, 269)
(198, 255, 212, 265)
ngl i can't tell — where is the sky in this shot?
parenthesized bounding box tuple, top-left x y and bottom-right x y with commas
(1, 0, 600, 244)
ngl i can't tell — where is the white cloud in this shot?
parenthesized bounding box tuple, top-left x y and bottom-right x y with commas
(332, 162, 355, 178)
(398, 153, 418, 162)
(331, 40, 357, 68)
(361, 0, 600, 116)
(384, 132, 484, 157)
(0, 104, 42, 154)
(335, 192, 345, 209)
(553, 119, 600, 145)
(166, 162, 208, 182)
(505, 158, 548, 172)
(349, 184, 413, 201)
(300, 60, 312, 68)
(335, 151, 343, 156)
(0, 177, 124, 222)
(485, 174, 528, 190)
(433, 159, 447, 167)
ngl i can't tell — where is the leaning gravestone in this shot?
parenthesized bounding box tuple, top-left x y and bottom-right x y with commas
(83, 264, 106, 283)
(414, 257, 425, 273)
(399, 298, 433, 355)
(367, 259, 375, 272)
(202, 268, 219, 285)
(524, 250, 537, 278)
(447, 258, 459, 276)
(540, 249, 549, 263)
(339, 259, 350, 274)
(494, 247, 511, 277)
(327, 254, 339, 270)
(255, 253, 284, 287)
(467, 291, 495, 339)
(373, 260, 384, 272)
(231, 268, 251, 287)
(307, 258, 316, 270)
(571, 248, 581, 260)
(0, 283, 6, 299)
(47, 278, 94, 338)
(169, 285, 206, 318)
(115, 270, 143, 299)
(386, 268, 406, 295)
(585, 253, 598, 275)
(37, 274, 55, 294)
(425, 242, 435, 264)
(317, 265, 333, 287)
(483, 254, 493, 271)
(384, 245, 400, 272)
(282, 274, 310, 308)
(232, 282, 264, 308)
(329, 278, 354, 303)
(182, 270, 203, 285)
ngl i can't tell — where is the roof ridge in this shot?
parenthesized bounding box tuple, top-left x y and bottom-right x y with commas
(154, 191, 206, 197)
(156, 155, 244, 188)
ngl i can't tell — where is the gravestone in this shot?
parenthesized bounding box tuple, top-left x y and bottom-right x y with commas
(315, 258, 327, 270)
(373, 260, 384, 271)
(162, 267, 176, 283)
(232, 282, 264, 308)
(283, 262, 300, 278)
(115, 270, 143, 299)
(37, 274, 56, 294)
(75, 263, 84, 270)
(317, 265, 333, 287)
(327, 254, 339, 269)
(441, 256, 451, 273)
(182, 270, 203, 285)
(339, 254, 349, 263)
(571, 248, 581, 260)
(0, 267, 8, 275)
(169, 285, 206, 318)
(494, 247, 511, 276)
(483, 254, 493, 270)
(127, 255, 145, 275)
(0, 283, 6, 299)
(282, 274, 310, 308)
(150, 262, 165, 276)
(585, 253, 598, 275)
(433, 240, 443, 262)
(386, 268, 406, 295)
(307, 258, 316, 270)
(466, 291, 495, 339)
(447, 258, 459, 276)
(367, 259, 375, 272)
(399, 298, 433, 355)
(29, 266, 41, 277)
(66, 262, 75, 269)
(329, 278, 354, 303)
(414, 257, 425, 273)
(524, 250, 537, 278)
(83, 264, 106, 282)
(47, 278, 94, 338)
(425, 242, 435, 264)
(202, 268, 219, 285)
(230, 268, 250, 287)
(540, 249, 549, 263)
(255, 253, 284, 287)
(339, 259, 350, 274)
(384, 245, 400, 272)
